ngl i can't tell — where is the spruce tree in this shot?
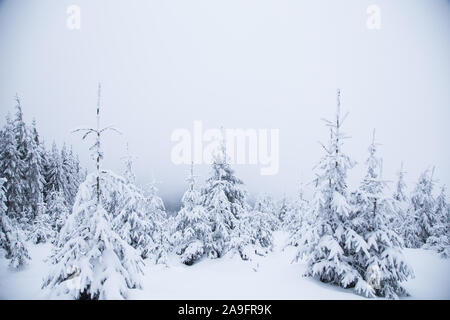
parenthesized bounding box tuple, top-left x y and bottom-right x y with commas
(404, 169, 436, 248)
(296, 90, 359, 289)
(0, 114, 25, 219)
(238, 205, 275, 258)
(202, 134, 249, 258)
(424, 185, 450, 258)
(392, 163, 408, 235)
(287, 183, 311, 247)
(144, 179, 170, 265)
(25, 119, 45, 219)
(350, 131, 413, 298)
(277, 195, 290, 224)
(121, 143, 137, 185)
(106, 170, 156, 260)
(45, 143, 66, 196)
(0, 177, 30, 269)
(173, 163, 212, 265)
(284, 183, 309, 233)
(254, 193, 279, 231)
(45, 189, 69, 234)
(43, 173, 144, 299)
(43, 84, 143, 299)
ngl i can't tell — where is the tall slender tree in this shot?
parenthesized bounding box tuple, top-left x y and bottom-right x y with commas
(295, 89, 359, 289)
(25, 119, 45, 219)
(173, 162, 212, 265)
(202, 131, 249, 258)
(350, 131, 413, 298)
(424, 185, 450, 258)
(44, 84, 143, 300)
(404, 169, 436, 248)
(0, 114, 24, 219)
(0, 177, 30, 268)
(121, 143, 137, 185)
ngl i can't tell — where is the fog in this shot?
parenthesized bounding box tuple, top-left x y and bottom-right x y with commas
(0, 0, 449, 210)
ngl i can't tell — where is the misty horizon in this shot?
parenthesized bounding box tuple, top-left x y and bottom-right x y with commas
(0, 0, 449, 211)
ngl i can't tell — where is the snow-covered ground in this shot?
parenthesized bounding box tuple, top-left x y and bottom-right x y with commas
(1, 232, 449, 300)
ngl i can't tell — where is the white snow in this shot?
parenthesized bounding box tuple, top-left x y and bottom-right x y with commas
(1, 231, 448, 300)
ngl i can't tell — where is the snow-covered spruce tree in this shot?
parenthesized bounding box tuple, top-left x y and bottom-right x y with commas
(61, 144, 82, 206)
(404, 169, 436, 248)
(237, 205, 275, 258)
(44, 143, 66, 197)
(277, 194, 290, 225)
(144, 179, 170, 265)
(45, 190, 70, 234)
(121, 143, 137, 185)
(350, 131, 413, 299)
(0, 114, 25, 219)
(294, 89, 360, 289)
(393, 163, 407, 203)
(12, 96, 32, 223)
(284, 183, 310, 233)
(287, 183, 312, 247)
(25, 119, 45, 220)
(424, 185, 450, 258)
(43, 84, 144, 299)
(43, 174, 144, 299)
(44, 142, 80, 206)
(229, 194, 278, 260)
(391, 163, 408, 235)
(43, 143, 75, 237)
(104, 170, 156, 260)
(254, 193, 279, 231)
(106, 145, 157, 261)
(202, 135, 249, 259)
(29, 204, 54, 244)
(173, 163, 212, 265)
(0, 178, 30, 269)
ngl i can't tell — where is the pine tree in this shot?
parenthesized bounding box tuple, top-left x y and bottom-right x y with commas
(238, 206, 275, 258)
(0, 114, 25, 219)
(287, 183, 311, 247)
(13, 96, 28, 160)
(295, 89, 359, 289)
(60, 144, 82, 206)
(283, 183, 309, 233)
(173, 163, 212, 265)
(25, 119, 45, 219)
(122, 143, 137, 185)
(43, 174, 144, 299)
(144, 178, 170, 265)
(404, 169, 436, 248)
(350, 131, 413, 299)
(105, 170, 156, 260)
(254, 193, 279, 231)
(0, 177, 31, 269)
(277, 195, 290, 224)
(43, 83, 143, 299)
(424, 185, 450, 258)
(12, 95, 30, 222)
(45, 189, 69, 234)
(29, 204, 54, 244)
(202, 134, 249, 258)
(392, 163, 408, 235)
(393, 163, 407, 202)
(45, 143, 66, 196)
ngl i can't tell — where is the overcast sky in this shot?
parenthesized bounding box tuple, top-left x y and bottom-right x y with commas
(0, 0, 449, 210)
